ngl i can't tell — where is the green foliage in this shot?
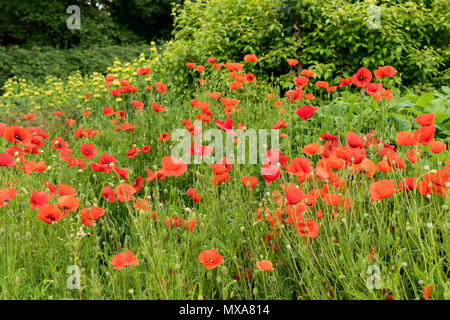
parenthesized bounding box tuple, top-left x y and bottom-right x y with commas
(280, 0, 450, 87)
(388, 86, 450, 138)
(0, 45, 150, 90)
(0, 0, 140, 48)
(0, 0, 179, 49)
(100, 0, 183, 42)
(159, 0, 449, 89)
(156, 0, 297, 89)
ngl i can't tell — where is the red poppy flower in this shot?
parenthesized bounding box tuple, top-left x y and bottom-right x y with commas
(246, 73, 256, 82)
(261, 163, 281, 183)
(198, 249, 224, 269)
(429, 141, 446, 154)
(294, 76, 309, 87)
(285, 88, 304, 103)
(352, 67, 372, 87)
(158, 156, 188, 177)
(414, 125, 435, 145)
(241, 176, 258, 189)
(187, 188, 202, 203)
(158, 132, 171, 141)
(3, 126, 32, 146)
(346, 132, 366, 148)
(155, 82, 167, 93)
(152, 104, 166, 112)
(37, 205, 63, 224)
(103, 107, 116, 116)
(101, 186, 116, 203)
(0, 187, 18, 208)
(212, 172, 231, 186)
(294, 219, 319, 238)
(369, 180, 397, 202)
(126, 145, 140, 159)
(244, 54, 258, 62)
(80, 143, 97, 159)
(396, 131, 417, 146)
(406, 149, 422, 163)
(283, 184, 307, 205)
(294, 105, 318, 121)
(287, 157, 312, 183)
(415, 113, 435, 126)
(287, 59, 299, 66)
(423, 285, 432, 300)
(189, 142, 212, 156)
(30, 190, 51, 210)
(141, 145, 151, 153)
(20, 160, 48, 175)
(136, 67, 150, 75)
(316, 81, 329, 88)
(374, 66, 396, 78)
(0, 153, 16, 167)
(131, 100, 144, 110)
(230, 81, 243, 90)
(301, 69, 315, 77)
(272, 120, 287, 130)
(81, 206, 106, 226)
(398, 177, 416, 191)
(133, 176, 144, 193)
(111, 251, 140, 270)
(302, 142, 322, 156)
(210, 157, 233, 175)
(256, 260, 274, 271)
(57, 195, 79, 215)
(115, 183, 135, 202)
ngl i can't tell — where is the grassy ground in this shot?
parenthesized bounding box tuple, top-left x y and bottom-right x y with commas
(0, 58, 449, 300)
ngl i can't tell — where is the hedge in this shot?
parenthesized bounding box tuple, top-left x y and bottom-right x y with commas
(0, 44, 151, 90)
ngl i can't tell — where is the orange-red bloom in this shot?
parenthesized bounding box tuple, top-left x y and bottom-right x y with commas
(256, 260, 274, 271)
(111, 251, 140, 270)
(369, 180, 397, 202)
(37, 205, 63, 224)
(187, 188, 202, 203)
(198, 249, 224, 270)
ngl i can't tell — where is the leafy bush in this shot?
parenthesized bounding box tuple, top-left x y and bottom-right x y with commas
(0, 0, 140, 48)
(280, 0, 450, 87)
(0, 44, 151, 90)
(155, 0, 296, 88)
(157, 0, 449, 89)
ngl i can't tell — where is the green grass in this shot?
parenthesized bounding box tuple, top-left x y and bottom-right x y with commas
(0, 62, 449, 300)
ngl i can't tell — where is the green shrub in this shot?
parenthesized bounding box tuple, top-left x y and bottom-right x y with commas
(0, 44, 151, 90)
(156, 0, 449, 89)
(281, 0, 450, 87)
(154, 0, 296, 89)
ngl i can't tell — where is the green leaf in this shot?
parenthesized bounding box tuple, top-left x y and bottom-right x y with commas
(415, 92, 435, 107)
(391, 115, 412, 131)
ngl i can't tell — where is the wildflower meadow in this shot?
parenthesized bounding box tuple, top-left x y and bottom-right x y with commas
(0, 0, 449, 303)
